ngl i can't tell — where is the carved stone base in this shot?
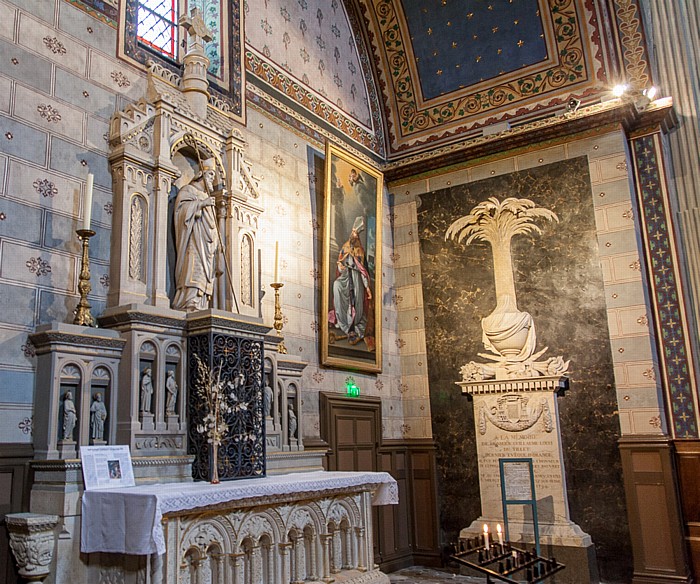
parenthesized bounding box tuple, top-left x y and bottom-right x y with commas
(6, 513, 59, 582)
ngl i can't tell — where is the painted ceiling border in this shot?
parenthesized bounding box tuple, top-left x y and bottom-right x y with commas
(363, 0, 607, 156)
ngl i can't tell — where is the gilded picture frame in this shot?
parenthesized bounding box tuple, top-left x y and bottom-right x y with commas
(321, 142, 383, 373)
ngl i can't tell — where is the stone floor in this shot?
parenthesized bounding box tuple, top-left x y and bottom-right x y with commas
(387, 566, 484, 583)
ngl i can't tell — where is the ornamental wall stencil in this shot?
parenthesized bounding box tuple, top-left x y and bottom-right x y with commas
(33, 178, 58, 198)
(111, 70, 131, 88)
(447, 197, 570, 381)
(37, 105, 62, 123)
(43, 36, 66, 55)
(26, 257, 52, 277)
(478, 394, 553, 434)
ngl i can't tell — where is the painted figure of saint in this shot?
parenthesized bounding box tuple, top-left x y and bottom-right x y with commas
(328, 216, 373, 346)
(90, 392, 107, 441)
(172, 159, 220, 311)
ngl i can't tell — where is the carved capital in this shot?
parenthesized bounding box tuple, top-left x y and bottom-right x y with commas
(5, 513, 59, 581)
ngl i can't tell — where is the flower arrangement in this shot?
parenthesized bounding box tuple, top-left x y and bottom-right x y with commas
(192, 353, 234, 484)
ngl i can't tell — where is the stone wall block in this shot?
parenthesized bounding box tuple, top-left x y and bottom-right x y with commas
(18, 13, 87, 76)
(54, 68, 118, 122)
(0, 197, 43, 244)
(48, 137, 109, 187)
(0, 75, 11, 114)
(57, 2, 116, 54)
(468, 157, 517, 182)
(0, 115, 48, 166)
(0, 282, 38, 327)
(88, 52, 146, 100)
(13, 84, 84, 144)
(1, 240, 75, 291)
(4, 0, 54, 23)
(0, 39, 53, 94)
(7, 159, 81, 215)
(515, 145, 567, 171)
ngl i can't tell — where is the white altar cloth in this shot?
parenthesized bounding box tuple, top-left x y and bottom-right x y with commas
(81, 470, 398, 555)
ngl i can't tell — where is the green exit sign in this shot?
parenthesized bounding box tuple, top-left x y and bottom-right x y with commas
(345, 377, 360, 397)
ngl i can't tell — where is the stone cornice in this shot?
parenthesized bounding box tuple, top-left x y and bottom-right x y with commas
(385, 97, 676, 185)
(458, 375, 569, 396)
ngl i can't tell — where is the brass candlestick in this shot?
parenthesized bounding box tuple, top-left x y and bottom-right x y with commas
(270, 282, 287, 354)
(73, 229, 96, 327)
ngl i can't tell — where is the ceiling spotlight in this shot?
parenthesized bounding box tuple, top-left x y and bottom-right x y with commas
(566, 98, 581, 113)
(612, 84, 628, 98)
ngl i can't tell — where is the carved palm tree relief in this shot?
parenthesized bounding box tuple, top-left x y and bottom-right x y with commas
(446, 197, 569, 380)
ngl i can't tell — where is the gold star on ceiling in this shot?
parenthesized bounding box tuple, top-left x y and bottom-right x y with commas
(518, 39, 524, 47)
(492, 26, 498, 33)
(476, 55, 482, 62)
(452, 41, 458, 48)
(427, 27, 433, 35)
(467, 12, 473, 19)
(437, 69, 443, 75)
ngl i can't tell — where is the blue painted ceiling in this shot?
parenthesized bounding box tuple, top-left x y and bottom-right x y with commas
(401, 0, 548, 100)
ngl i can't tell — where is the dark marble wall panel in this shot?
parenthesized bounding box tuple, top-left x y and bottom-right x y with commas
(417, 157, 632, 582)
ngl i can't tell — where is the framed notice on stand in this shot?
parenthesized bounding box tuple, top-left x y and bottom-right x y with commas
(499, 457, 540, 556)
(80, 445, 135, 490)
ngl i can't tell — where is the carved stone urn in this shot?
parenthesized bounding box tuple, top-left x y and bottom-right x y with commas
(5, 513, 58, 582)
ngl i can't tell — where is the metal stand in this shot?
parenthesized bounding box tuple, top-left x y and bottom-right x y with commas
(73, 228, 96, 327)
(450, 537, 564, 583)
(270, 282, 287, 354)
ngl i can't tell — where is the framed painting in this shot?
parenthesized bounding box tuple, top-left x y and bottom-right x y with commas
(321, 142, 383, 373)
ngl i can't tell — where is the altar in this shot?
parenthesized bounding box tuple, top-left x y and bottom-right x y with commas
(81, 471, 398, 584)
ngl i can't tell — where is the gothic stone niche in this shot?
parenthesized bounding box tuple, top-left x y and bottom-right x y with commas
(188, 332, 265, 481)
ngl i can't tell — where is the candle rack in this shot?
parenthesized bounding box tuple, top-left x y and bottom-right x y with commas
(270, 282, 287, 354)
(73, 228, 96, 327)
(450, 536, 565, 584)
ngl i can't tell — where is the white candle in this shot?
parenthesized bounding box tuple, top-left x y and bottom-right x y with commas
(83, 173, 94, 230)
(274, 241, 279, 283)
(497, 523, 504, 547)
(483, 523, 489, 550)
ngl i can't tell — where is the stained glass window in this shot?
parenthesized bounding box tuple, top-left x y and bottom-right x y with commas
(137, 0, 178, 58)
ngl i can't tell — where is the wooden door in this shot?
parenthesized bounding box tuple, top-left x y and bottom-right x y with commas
(320, 393, 382, 558)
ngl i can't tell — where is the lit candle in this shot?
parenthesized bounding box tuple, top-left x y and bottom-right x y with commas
(483, 523, 489, 550)
(83, 173, 93, 230)
(274, 241, 279, 283)
(497, 523, 504, 548)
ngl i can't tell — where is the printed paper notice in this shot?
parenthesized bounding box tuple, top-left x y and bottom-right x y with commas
(502, 460, 533, 501)
(80, 445, 135, 490)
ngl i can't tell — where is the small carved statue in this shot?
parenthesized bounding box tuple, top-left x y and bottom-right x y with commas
(90, 392, 107, 441)
(165, 370, 179, 415)
(172, 159, 220, 312)
(288, 403, 297, 440)
(140, 368, 153, 414)
(263, 374, 273, 418)
(62, 391, 77, 441)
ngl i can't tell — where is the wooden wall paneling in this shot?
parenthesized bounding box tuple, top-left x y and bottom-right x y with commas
(619, 437, 691, 583)
(0, 444, 34, 584)
(675, 440, 700, 579)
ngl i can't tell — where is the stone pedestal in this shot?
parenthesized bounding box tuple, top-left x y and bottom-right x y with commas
(5, 513, 59, 582)
(30, 323, 125, 460)
(458, 375, 599, 584)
